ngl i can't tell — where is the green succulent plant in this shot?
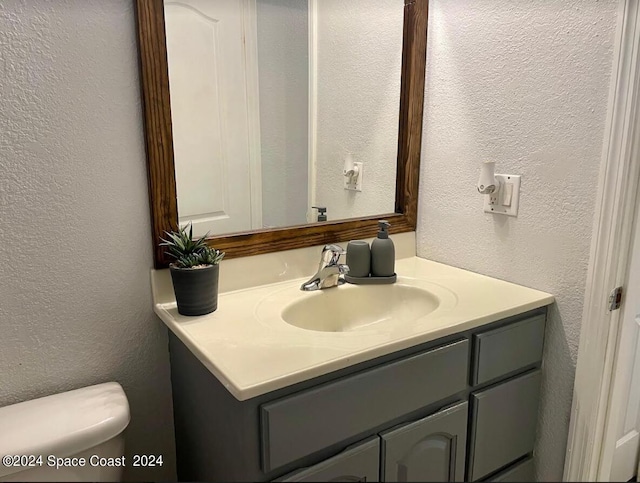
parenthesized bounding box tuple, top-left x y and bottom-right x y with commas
(160, 223, 225, 269)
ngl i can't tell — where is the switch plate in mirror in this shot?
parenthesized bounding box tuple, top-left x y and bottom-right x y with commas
(344, 162, 364, 192)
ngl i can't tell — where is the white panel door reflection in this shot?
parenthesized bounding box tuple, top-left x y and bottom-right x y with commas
(165, 0, 260, 237)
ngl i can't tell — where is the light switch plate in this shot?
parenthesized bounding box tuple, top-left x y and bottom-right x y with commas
(484, 174, 521, 216)
(344, 162, 363, 191)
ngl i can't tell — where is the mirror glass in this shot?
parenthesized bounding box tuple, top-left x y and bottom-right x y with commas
(164, 0, 404, 237)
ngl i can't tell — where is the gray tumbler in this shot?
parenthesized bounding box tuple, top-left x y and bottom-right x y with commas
(346, 241, 371, 278)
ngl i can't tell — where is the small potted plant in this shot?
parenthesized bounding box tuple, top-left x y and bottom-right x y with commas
(160, 223, 225, 316)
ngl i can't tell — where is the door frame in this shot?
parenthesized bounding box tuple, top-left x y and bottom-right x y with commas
(241, 0, 264, 230)
(564, 0, 640, 480)
(307, 0, 318, 223)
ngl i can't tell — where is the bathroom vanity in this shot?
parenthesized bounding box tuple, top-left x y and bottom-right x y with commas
(153, 254, 553, 482)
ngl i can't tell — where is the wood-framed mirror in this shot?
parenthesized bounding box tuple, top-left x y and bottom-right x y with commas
(136, 0, 428, 268)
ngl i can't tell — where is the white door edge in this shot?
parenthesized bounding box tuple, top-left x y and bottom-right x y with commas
(242, 0, 264, 230)
(307, 0, 318, 223)
(564, 0, 640, 480)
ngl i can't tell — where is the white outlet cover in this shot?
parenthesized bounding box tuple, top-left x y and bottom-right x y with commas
(484, 174, 521, 216)
(344, 162, 363, 192)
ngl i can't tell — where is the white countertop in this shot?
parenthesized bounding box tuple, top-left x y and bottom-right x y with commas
(153, 256, 554, 401)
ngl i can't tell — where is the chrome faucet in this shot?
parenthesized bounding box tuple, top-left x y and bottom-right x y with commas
(300, 244, 350, 291)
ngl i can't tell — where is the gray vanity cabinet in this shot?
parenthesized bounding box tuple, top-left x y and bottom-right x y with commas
(167, 307, 549, 482)
(277, 438, 380, 482)
(381, 401, 468, 482)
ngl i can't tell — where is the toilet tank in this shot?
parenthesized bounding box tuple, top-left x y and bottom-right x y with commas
(0, 382, 130, 482)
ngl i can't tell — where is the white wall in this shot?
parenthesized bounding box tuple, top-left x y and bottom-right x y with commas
(417, 0, 619, 480)
(257, 0, 309, 228)
(314, 0, 403, 221)
(0, 1, 176, 480)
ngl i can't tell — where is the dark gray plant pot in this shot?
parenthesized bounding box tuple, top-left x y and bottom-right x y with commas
(170, 264, 220, 316)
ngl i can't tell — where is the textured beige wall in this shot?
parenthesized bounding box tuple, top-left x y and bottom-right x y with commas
(417, 0, 619, 480)
(0, 1, 176, 480)
(0, 0, 621, 481)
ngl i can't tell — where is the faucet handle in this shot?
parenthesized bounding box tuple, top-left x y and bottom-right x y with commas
(323, 244, 345, 255)
(320, 244, 345, 266)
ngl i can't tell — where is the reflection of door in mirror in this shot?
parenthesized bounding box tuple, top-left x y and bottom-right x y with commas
(165, 0, 265, 237)
(164, 0, 403, 238)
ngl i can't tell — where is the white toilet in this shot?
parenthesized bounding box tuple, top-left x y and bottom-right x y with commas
(0, 382, 130, 482)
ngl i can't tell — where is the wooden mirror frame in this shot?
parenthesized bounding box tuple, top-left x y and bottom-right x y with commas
(136, 0, 428, 268)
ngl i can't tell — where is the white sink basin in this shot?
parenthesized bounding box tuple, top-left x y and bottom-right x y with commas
(280, 283, 444, 332)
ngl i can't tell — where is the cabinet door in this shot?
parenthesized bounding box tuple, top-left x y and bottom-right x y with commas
(468, 370, 541, 481)
(276, 437, 380, 482)
(472, 314, 545, 385)
(381, 401, 468, 482)
(488, 457, 534, 482)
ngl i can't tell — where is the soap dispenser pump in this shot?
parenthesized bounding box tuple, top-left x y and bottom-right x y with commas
(371, 220, 395, 277)
(312, 206, 327, 222)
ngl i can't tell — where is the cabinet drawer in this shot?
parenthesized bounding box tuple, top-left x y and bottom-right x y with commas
(487, 457, 534, 482)
(275, 437, 380, 482)
(381, 401, 468, 482)
(261, 339, 469, 472)
(468, 370, 541, 481)
(472, 314, 545, 386)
